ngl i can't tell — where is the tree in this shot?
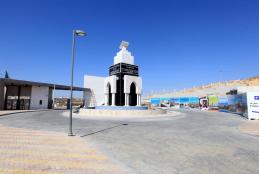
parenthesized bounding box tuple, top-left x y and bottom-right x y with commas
(4, 71, 10, 78)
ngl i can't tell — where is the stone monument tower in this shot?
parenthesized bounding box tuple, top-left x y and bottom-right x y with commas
(104, 41, 142, 106)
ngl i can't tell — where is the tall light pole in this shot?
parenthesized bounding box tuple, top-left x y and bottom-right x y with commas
(69, 29, 86, 136)
(52, 84, 55, 109)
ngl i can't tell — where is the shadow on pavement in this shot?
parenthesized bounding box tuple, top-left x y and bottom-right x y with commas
(79, 123, 128, 137)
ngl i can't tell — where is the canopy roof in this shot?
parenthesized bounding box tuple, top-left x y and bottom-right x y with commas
(0, 78, 89, 91)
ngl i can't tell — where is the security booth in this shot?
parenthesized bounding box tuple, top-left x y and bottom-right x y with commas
(0, 78, 89, 110)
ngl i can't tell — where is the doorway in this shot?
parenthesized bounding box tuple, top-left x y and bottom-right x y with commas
(107, 83, 112, 106)
(129, 82, 137, 106)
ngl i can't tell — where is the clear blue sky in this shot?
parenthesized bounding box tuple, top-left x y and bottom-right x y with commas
(1, 0, 259, 97)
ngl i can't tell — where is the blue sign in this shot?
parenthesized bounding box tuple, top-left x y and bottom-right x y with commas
(254, 96, 259, 100)
(151, 97, 199, 104)
(218, 97, 228, 106)
(150, 98, 161, 104)
(189, 97, 199, 103)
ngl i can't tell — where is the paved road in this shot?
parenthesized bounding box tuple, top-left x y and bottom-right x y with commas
(1, 110, 259, 174)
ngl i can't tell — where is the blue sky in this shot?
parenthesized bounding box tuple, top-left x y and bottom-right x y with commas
(1, 0, 259, 97)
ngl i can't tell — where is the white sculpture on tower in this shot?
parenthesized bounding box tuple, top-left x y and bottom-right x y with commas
(114, 41, 134, 65)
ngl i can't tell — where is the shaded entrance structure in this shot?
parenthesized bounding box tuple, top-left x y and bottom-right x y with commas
(4, 86, 31, 110)
(0, 78, 90, 110)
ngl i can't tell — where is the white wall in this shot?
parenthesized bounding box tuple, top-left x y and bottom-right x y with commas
(30, 86, 49, 110)
(246, 92, 259, 120)
(83, 90, 92, 107)
(84, 75, 105, 106)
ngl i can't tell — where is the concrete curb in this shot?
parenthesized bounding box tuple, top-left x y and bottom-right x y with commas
(62, 110, 181, 121)
(0, 109, 57, 117)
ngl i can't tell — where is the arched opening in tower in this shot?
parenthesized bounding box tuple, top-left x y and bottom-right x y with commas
(107, 83, 112, 106)
(129, 82, 137, 106)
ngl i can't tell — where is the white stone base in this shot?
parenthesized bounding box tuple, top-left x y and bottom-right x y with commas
(79, 108, 166, 117)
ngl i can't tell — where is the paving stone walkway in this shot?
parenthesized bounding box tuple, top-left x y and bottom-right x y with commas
(0, 124, 128, 174)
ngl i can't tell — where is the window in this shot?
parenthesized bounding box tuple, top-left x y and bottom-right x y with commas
(39, 100, 42, 105)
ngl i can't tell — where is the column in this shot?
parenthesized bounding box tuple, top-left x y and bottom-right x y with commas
(139, 94, 141, 106)
(125, 93, 129, 106)
(137, 94, 141, 106)
(127, 93, 129, 106)
(104, 93, 108, 106)
(0, 83, 4, 110)
(112, 93, 116, 106)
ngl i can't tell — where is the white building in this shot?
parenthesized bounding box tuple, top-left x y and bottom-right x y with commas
(84, 41, 143, 107)
(84, 75, 105, 107)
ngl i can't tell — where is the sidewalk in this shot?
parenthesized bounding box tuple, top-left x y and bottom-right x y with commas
(0, 124, 129, 174)
(0, 109, 67, 116)
(0, 110, 50, 116)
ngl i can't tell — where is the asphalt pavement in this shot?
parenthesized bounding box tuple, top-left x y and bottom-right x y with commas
(0, 109, 259, 174)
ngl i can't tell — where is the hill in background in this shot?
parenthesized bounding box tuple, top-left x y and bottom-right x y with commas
(147, 76, 259, 99)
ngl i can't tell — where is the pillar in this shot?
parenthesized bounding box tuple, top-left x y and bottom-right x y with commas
(104, 93, 108, 106)
(112, 93, 116, 106)
(137, 94, 139, 106)
(127, 93, 129, 106)
(0, 83, 5, 110)
(137, 94, 141, 106)
(125, 93, 129, 106)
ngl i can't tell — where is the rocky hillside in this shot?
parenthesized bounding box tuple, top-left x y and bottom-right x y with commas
(147, 76, 259, 98)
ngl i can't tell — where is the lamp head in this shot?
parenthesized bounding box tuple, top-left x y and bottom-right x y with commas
(75, 30, 86, 36)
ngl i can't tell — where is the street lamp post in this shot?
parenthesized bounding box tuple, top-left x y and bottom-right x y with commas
(68, 29, 86, 136)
